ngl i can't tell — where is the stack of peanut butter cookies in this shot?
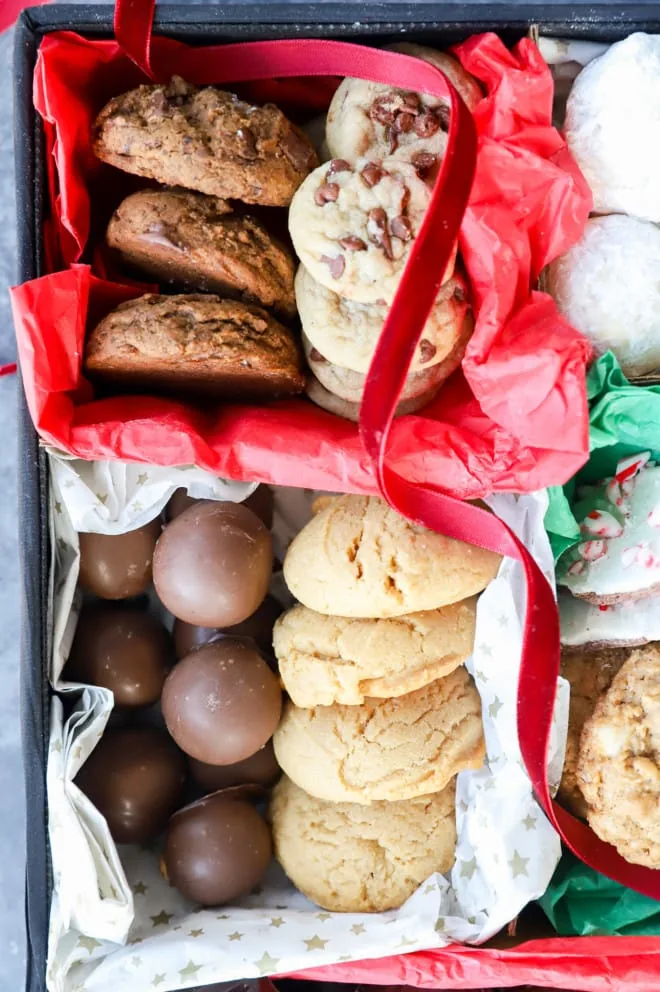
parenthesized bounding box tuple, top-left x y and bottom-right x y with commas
(288, 44, 481, 421)
(268, 493, 501, 912)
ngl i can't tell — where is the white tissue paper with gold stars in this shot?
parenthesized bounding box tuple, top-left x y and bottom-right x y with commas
(45, 454, 568, 992)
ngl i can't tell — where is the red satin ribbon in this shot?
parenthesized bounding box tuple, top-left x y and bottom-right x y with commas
(111, 2, 660, 898)
(0, 363, 17, 377)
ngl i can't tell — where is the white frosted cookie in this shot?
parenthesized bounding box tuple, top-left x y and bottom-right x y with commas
(560, 590, 660, 649)
(547, 215, 660, 378)
(295, 264, 468, 373)
(558, 454, 660, 604)
(565, 33, 660, 222)
(288, 157, 452, 303)
(326, 47, 480, 170)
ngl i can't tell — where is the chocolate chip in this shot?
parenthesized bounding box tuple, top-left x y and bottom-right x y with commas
(419, 339, 437, 363)
(314, 182, 340, 206)
(414, 112, 441, 138)
(453, 282, 466, 303)
(167, 76, 190, 98)
(368, 96, 397, 125)
(384, 126, 398, 154)
(390, 216, 412, 242)
(236, 127, 258, 160)
(151, 91, 168, 116)
(326, 159, 352, 177)
(367, 208, 394, 261)
(320, 254, 345, 279)
(411, 151, 437, 178)
(309, 347, 328, 364)
(403, 92, 422, 112)
(435, 104, 451, 131)
(360, 163, 384, 187)
(280, 129, 315, 172)
(394, 113, 415, 134)
(339, 236, 367, 251)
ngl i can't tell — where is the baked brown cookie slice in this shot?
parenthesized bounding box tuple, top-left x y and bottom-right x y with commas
(558, 645, 629, 818)
(93, 76, 318, 206)
(577, 642, 660, 867)
(106, 190, 296, 318)
(84, 293, 305, 400)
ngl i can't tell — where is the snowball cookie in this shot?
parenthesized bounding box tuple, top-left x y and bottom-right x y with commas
(547, 215, 660, 377)
(274, 598, 477, 706)
(282, 494, 501, 617)
(565, 34, 660, 222)
(269, 776, 457, 912)
(296, 265, 469, 374)
(273, 668, 485, 804)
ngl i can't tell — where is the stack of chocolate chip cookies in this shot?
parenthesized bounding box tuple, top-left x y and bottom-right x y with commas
(288, 44, 481, 420)
(268, 493, 501, 912)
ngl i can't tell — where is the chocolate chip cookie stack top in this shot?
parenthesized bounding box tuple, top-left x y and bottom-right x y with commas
(85, 76, 320, 400)
(288, 44, 482, 421)
(269, 494, 502, 912)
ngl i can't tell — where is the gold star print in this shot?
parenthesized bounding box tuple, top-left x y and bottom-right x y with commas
(216, 913, 230, 920)
(132, 500, 144, 513)
(270, 917, 285, 928)
(137, 473, 149, 485)
(228, 932, 243, 942)
(189, 928, 204, 938)
(489, 697, 503, 719)
(479, 644, 493, 658)
(424, 882, 437, 895)
(460, 857, 477, 880)
(96, 493, 108, 505)
(350, 923, 366, 936)
(398, 937, 417, 948)
(475, 670, 489, 684)
(483, 778, 496, 791)
(51, 741, 62, 753)
(459, 800, 469, 814)
(434, 917, 446, 933)
(316, 912, 332, 922)
(522, 813, 537, 831)
(54, 501, 62, 515)
(133, 882, 148, 896)
(77, 936, 101, 954)
(152, 976, 166, 988)
(498, 614, 508, 627)
(255, 952, 280, 972)
(509, 850, 530, 878)
(467, 916, 476, 926)
(338, 955, 352, 962)
(151, 911, 174, 927)
(304, 935, 328, 951)
(130, 956, 142, 968)
(179, 961, 202, 981)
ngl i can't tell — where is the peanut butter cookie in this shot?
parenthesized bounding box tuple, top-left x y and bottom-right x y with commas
(269, 776, 457, 912)
(93, 76, 318, 206)
(273, 669, 485, 804)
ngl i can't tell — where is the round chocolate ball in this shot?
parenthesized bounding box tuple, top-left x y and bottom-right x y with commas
(153, 501, 273, 627)
(76, 726, 186, 843)
(161, 639, 281, 764)
(189, 741, 280, 792)
(78, 519, 161, 600)
(166, 486, 274, 529)
(65, 603, 172, 707)
(163, 792, 272, 905)
(172, 595, 282, 661)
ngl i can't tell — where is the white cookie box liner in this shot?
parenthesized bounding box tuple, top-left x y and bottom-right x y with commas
(45, 452, 568, 992)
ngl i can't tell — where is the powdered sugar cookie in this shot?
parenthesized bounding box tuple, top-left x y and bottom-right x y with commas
(295, 264, 468, 373)
(558, 454, 660, 604)
(288, 157, 454, 303)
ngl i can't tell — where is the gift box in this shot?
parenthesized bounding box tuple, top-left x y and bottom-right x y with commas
(13, 4, 660, 992)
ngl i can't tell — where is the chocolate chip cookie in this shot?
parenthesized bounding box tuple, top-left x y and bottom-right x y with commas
(107, 190, 296, 317)
(296, 264, 468, 373)
(326, 47, 480, 172)
(84, 293, 305, 399)
(289, 157, 452, 303)
(93, 76, 318, 206)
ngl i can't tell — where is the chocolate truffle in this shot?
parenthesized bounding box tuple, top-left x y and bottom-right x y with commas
(78, 519, 161, 600)
(172, 595, 282, 661)
(161, 639, 282, 764)
(76, 726, 186, 843)
(163, 792, 272, 905)
(153, 501, 273, 627)
(65, 603, 172, 707)
(166, 486, 274, 529)
(189, 741, 280, 792)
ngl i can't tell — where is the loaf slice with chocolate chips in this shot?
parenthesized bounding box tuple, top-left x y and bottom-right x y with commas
(84, 294, 305, 400)
(93, 76, 319, 206)
(107, 190, 297, 318)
